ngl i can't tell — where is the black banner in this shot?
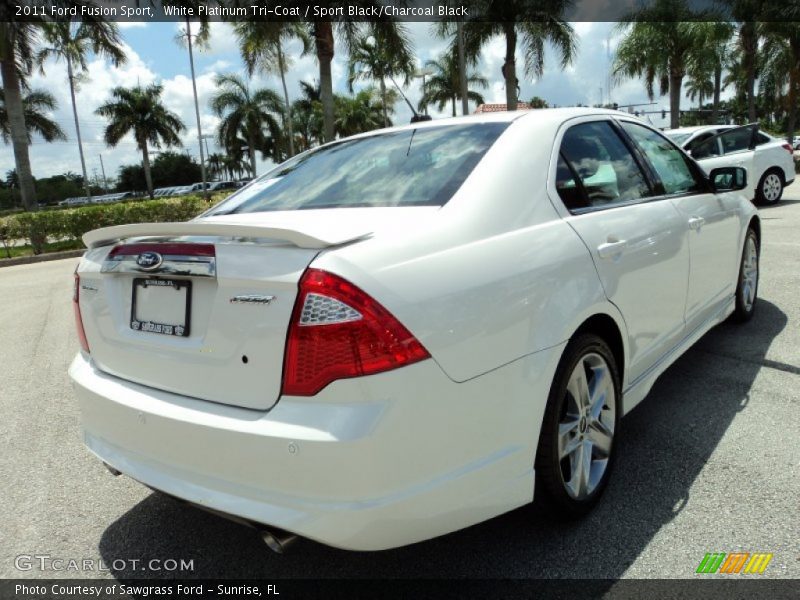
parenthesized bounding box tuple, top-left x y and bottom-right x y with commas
(3, 0, 800, 23)
(2, 579, 799, 600)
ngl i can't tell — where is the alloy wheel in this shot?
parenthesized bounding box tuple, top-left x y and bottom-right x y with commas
(558, 352, 616, 500)
(741, 235, 758, 311)
(762, 173, 782, 203)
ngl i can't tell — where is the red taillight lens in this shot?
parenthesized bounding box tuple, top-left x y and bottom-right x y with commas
(783, 143, 794, 154)
(282, 269, 430, 396)
(73, 269, 90, 353)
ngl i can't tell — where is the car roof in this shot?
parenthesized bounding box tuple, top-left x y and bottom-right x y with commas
(665, 125, 733, 135)
(336, 107, 640, 143)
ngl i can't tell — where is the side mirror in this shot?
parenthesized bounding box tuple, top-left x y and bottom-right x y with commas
(709, 166, 747, 192)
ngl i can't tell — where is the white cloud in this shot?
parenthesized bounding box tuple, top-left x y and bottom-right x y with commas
(118, 22, 148, 30)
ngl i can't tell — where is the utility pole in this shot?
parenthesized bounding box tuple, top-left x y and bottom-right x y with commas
(98, 154, 109, 192)
(457, 19, 468, 116)
(183, 19, 208, 199)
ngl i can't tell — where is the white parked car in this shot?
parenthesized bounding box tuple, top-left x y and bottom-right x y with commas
(664, 124, 795, 205)
(71, 109, 760, 552)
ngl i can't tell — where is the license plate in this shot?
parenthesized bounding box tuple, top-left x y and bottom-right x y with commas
(130, 278, 191, 337)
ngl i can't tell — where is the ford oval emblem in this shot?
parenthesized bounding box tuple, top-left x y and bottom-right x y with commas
(136, 251, 163, 271)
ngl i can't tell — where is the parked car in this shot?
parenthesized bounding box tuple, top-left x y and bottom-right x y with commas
(664, 124, 794, 205)
(169, 185, 192, 196)
(71, 108, 759, 552)
(208, 180, 238, 192)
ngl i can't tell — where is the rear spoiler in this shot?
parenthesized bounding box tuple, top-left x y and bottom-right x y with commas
(82, 222, 371, 250)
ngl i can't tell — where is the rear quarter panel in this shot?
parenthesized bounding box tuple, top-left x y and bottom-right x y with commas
(313, 115, 612, 383)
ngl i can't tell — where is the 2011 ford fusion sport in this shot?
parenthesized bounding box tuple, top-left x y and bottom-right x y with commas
(70, 108, 760, 551)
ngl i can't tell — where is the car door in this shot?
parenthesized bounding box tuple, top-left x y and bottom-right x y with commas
(689, 124, 759, 199)
(618, 120, 742, 332)
(553, 118, 690, 385)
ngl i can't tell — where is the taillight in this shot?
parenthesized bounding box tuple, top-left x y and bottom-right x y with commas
(782, 143, 794, 154)
(73, 268, 90, 353)
(282, 269, 430, 396)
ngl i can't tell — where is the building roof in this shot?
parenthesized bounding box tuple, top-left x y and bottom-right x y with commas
(474, 103, 532, 114)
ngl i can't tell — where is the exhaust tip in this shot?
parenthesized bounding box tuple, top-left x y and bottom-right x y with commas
(261, 530, 298, 554)
(103, 462, 121, 476)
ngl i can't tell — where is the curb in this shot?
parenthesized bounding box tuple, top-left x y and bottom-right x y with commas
(0, 249, 85, 268)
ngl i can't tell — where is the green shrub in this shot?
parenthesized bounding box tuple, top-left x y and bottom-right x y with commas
(4, 195, 211, 253)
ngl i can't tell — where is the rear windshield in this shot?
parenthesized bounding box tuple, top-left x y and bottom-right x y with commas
(664, 131, 691, 145)
(208, 123, 508, 214)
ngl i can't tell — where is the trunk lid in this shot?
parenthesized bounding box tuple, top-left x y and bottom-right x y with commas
(78, 208, 435, 410)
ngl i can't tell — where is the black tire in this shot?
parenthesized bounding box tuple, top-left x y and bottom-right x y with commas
(730, 228, 759, 323)
(534, 333, 621, 517)
(755, 169, 784, 205)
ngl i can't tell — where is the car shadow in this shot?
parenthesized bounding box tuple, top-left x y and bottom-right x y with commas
(759, 198, 800, 208)
(98, 301, 787, 582)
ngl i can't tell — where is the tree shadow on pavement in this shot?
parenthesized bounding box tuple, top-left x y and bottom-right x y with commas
(99, 301, 787, 581)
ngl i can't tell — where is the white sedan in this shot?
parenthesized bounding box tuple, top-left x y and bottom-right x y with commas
(665, 124, 795, 205)
(70, 108, 760, 552)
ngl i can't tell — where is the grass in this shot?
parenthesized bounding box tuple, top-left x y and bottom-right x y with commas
(0, 239, 84, 260)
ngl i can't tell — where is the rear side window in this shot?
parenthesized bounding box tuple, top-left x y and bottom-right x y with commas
(558, 121, 652, 210)
(208, 123, 508, 214)
(719, 127, 755, 154)
(620, 122, 701, 196)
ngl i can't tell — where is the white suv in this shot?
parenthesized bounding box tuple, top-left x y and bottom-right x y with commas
(665, 124, 795, 205)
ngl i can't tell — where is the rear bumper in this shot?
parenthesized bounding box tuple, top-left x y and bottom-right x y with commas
(70, 348, 560, 550)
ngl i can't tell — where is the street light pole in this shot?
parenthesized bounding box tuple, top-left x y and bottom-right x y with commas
(185, 18, 208, 199)
(98, 154, 109, 193)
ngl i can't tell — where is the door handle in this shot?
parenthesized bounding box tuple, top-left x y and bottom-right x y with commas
(688, 216, 705, 230)
(597, 239, 627, 259)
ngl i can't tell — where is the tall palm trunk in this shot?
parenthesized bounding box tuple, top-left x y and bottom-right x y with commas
(379, 75, 388, 127)
(669, 68, 684, 129)
(140, 140, 153, 198)
(276, 42, 295, 157)
(741, 22, 758, 123)
(315, 22, 335, 142)
(503, 24, 518, 111)
(67, 56, 91, 201)
(0, 57, 36, 211)
(451, 96, 456, 117)
(248, 132, 257, 177)
(712, 64, 722, 124)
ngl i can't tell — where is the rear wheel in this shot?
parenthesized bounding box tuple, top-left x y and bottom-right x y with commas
(756, 169, 783, 205)
(730, 228, 759, 322)
(535, 334, 621, 517)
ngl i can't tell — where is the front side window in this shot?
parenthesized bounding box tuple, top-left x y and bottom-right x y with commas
(558, 121, 651, 210)
(207, 123, 508, 214)
(686, 132, 721, 158)
(620, 121, 701, 196)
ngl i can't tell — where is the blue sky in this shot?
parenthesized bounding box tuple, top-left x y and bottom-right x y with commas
(1, 21, 707, 184)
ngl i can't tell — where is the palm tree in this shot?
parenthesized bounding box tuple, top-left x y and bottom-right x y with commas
(613, 0, 709, 129)
(0, 89, 66, 144)
(0, 4, 42, 210)
(690, 22, 734, 124)
(685, 70, 715, 110)
(39, 21, 126, 201)
(761, 23, 800, 144)
(335, 88, 395, 137)
(450, 1, 576, 111)
(210, 74, 284, 177)
(722, 0, 768, 122)
(417, 51, 487, 117)
(206, 153, 225, 180)
(347, 27, 415, 127)
(292, 81, 324, 151)
(95, 83, 186, 199)
(306, 20, 410, 142)
(233, 22, 310, 157)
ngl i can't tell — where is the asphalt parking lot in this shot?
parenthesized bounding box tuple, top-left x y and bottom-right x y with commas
(1, 189, 798, 582)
